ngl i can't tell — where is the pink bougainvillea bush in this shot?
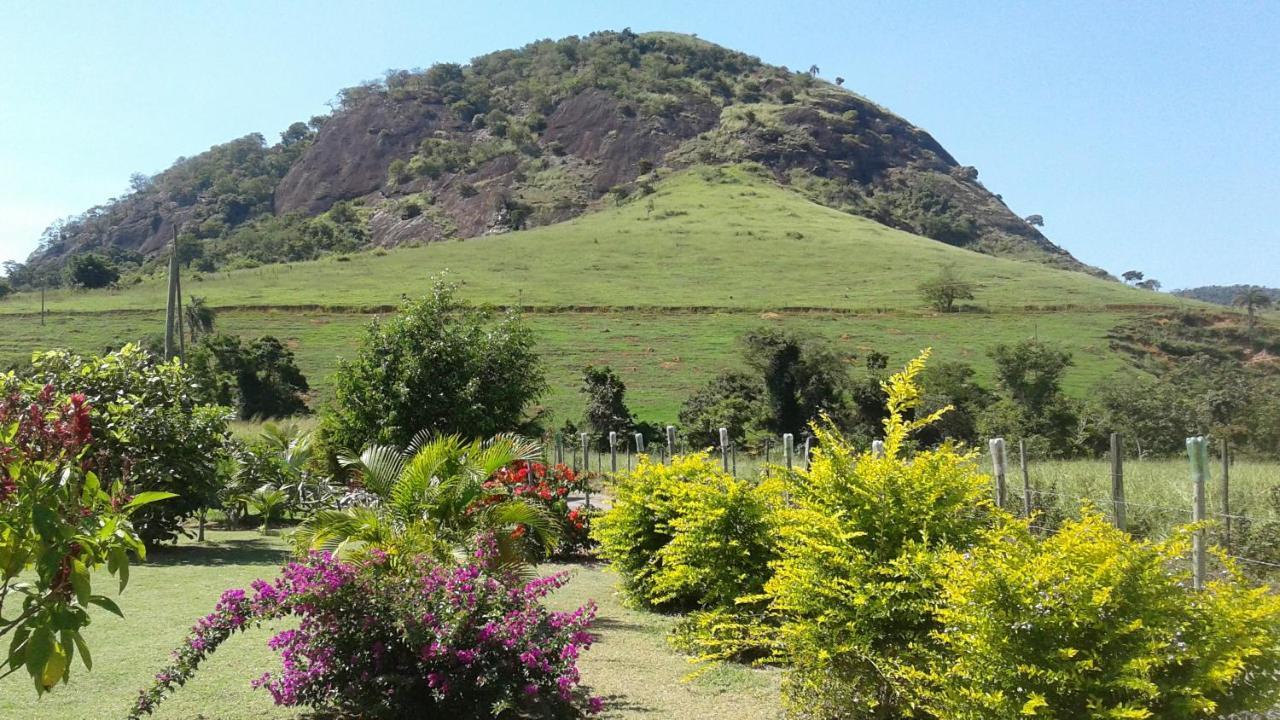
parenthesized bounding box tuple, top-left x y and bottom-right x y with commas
(130, 536, 602, 719)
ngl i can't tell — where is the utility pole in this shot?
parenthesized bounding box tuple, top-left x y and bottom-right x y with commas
(164, 226, 185, 360)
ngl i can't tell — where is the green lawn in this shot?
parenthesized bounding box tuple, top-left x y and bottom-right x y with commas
(0, 165, 1228, 426)
(0, 530, 781, 720)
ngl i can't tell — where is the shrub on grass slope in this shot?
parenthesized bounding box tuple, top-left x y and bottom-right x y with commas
(130, 537, 603, 719)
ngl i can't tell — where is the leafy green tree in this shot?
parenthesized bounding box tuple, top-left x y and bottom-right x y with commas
(915, 361, 994, 446)
(187, 334, 309, 420)
(1122, 270, 1145, 285)
(743, 328, 855, 437)
(319, 279, 544, 460)
(65, 253, 119, 289)
(0, 277, 11, 299)
(1234, 287, 1274, 329)
(580, 365, 637, 450)
(980, 339, 1080, 454)
(678, 371, 763, 449)
(1092, 374, 1198, 457)
(918, 266, 976, 313)
(293, 434, 556, 567)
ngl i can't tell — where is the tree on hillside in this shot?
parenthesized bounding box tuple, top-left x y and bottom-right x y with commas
(1122, 270, 1145, 285)
(743, 328, 855, 436)
(835, 76, 845, 86)
(66, 253, 119, 289)
(1024, 214, 1044, 227)
(918, 266, 976, 313)
(1234, 288, 1274, 329)
(1136, 278, 1162, 291)
(678, 371, 763, 449)
(581, 365, 637, 449)
(0, 277, 10, 300)
(319, 279, 545, 461)
(808, 64, 820, 77)
(188, 333, 310, 419)
(185, 295, 216, 345)
(979, 339, 1080, 455)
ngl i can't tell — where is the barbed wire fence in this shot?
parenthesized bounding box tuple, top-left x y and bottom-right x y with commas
(539, 424, 1280, 582)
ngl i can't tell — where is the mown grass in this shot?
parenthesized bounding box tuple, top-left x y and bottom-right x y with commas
(0, 530, 780, 720)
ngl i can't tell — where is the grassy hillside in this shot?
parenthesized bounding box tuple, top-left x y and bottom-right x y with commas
(0, 165, 1206, 425)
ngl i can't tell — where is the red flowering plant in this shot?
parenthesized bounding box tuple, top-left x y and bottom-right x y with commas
(486, 461, 596, 556)
(0, 379, 174, 694)
(130, 535, 603, 719)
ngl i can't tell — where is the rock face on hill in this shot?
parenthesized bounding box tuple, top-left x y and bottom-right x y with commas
(21, 30, 1102, 284)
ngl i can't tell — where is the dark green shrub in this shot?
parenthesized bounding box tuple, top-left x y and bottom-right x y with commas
(66, 253, 119, 289)
(319, 278, 544, 459)
(187, 334, 309, 419)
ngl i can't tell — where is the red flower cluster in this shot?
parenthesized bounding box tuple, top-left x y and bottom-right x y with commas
(0, 384, 94, 501)
(483, 461, 595, 556)
(487, 461, 584, 502)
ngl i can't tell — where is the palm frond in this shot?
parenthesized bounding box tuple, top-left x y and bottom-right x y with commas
(340, 444, 406, 497)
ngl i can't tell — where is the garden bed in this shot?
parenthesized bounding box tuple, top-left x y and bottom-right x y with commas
(0, 530, 780, 719)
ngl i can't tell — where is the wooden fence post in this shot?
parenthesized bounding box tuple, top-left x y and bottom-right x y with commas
(803, 436, 812, 470)
(989, 438, 1007, 509)
(871, 440, 885, 459)
(1222, 439, 1231, 552)
(719, 427, 730, 472)
(635, 432, 645, 456)
(609, 431, 618, 474)
(1019, 439, 1032, 517)
(666, 425, 676, 463)
(783, 433, 794, 470)
(1187, 436, 1209, 591)
(731, 441, 737, 477)
(763, 438, 772, 466)
(1111, 433, 1126, 532)
(579, 432, 589, 476)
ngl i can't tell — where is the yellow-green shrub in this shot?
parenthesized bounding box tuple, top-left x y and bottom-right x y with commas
(765, 350, 1001, 719)
(592, 454, 779, 612)
(927, 511, 1280, 719)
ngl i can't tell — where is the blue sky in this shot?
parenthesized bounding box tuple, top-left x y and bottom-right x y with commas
(1, 1, 1276, 289)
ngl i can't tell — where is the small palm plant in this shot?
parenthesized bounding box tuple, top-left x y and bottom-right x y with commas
(292, 433, 559, 570)
(248, 485, 289, 533)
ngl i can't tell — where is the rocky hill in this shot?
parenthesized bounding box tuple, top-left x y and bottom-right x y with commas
(16, 30, 1100, 286)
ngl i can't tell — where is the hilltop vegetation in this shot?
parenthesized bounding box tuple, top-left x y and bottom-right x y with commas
(1175, 284, 1280, 306)
(11, 29, 1095, 288)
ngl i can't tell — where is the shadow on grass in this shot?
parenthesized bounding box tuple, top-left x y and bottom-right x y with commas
(590, 616, 657, 633)
(595, 692, 655, 717)
(146, 537, 291, 568)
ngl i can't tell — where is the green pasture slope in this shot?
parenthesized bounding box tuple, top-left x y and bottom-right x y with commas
(0, 165, 1200, 424)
